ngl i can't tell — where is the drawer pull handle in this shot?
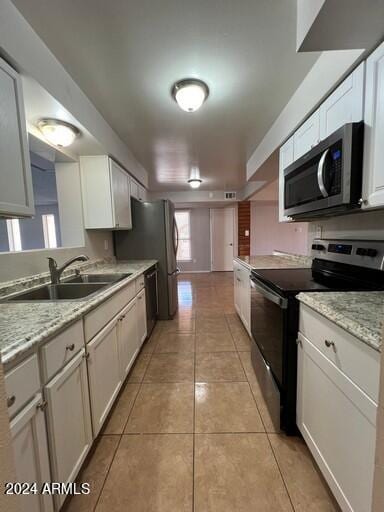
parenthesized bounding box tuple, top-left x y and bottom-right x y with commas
(324, 339, 336, 350)
(7, 395, 16, 408)
(66, 343, 75, 351)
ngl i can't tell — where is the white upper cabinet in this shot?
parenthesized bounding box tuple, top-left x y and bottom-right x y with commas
(0, 57, 34, 218)
(362, 42, 384, 209)
(278, 136, 294, 223)
(293, 109, 320, 160)
(80, 155, 132, 229)
(130, 177, 147, 202)
(319, 62, 365, 140)
(130, 177, 139, 199)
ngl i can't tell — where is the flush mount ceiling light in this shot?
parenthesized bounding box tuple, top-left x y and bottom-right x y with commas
(172, 79, 209, 112)
(37, 118, 80, 147)
(188, 178, 202, 189)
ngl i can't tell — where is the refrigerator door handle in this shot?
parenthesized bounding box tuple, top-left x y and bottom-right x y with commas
(173, 217, 179, 257)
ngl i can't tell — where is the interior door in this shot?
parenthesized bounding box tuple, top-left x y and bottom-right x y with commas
(210, 208, 235, 271)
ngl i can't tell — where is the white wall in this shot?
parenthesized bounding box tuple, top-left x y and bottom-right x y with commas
(251, 202, 309, 256)
(177, 208, 211, 272)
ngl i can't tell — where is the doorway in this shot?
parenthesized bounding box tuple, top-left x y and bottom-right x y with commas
(210, 207, 235, 271)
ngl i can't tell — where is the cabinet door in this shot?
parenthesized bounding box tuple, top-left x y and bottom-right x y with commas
(233, 262, 242, 316)
(240, 267, 251, 334)
(293, 109, 320, 160)
(319, 62, 364, 140)
(363, 42, 384, 209)
(137, 288, 147, 345)
(118, 298, 139, 378)
(0, 57, 34, 217)
(278, 137, 294, 223)
(110, 159, 132, 229)
(138, 184, 147, 201)
(130, 177, 139, 199)
(45, 350, 92, 509)
(10, 394, 53, 512)
(297, 335, 376, 512)
(87, 318, 122, 435)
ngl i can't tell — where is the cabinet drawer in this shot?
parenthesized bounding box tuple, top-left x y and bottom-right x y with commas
(299, 304, 380, 403)
(84, 280, 136, 342)
(5, 354, 40, 418)
(136, 274, 145, 293)
(41, 320, 84, 382)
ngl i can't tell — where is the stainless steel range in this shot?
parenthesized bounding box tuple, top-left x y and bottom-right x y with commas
(250, 239, 384, 434)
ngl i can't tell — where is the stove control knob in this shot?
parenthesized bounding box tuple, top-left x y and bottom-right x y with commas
(356, 248, 368, 256)
(367, 248, 378, 257)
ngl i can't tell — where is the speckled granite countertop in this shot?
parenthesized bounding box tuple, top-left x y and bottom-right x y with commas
(0, 259, 157, 365)
(297, 291, 384, 352)
(235, 252, 312, 270)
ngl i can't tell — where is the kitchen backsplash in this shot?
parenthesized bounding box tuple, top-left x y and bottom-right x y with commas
(308, 209, 384, 248)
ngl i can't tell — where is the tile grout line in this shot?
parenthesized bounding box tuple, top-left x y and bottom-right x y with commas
(227, 311, 297, 511)
(92, 325, 162, 511)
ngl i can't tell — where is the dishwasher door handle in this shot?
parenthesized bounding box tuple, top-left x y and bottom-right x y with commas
(250, 278, 288, 309)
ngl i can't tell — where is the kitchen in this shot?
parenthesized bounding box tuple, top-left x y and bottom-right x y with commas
(0, 1, 384, 512)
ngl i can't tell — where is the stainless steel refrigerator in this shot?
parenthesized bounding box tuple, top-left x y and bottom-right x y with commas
(114, 198, 178, 320)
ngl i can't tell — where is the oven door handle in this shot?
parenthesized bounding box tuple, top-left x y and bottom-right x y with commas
(250, 278, 288, 309)
(317, 148, 330, 198)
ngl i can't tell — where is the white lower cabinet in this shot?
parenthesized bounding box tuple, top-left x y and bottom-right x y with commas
(118, 298, 139, 378)
(10, 393, 53, 512)
(297, 329, 378, 512)
(233, 260, 251, 334)
(87, 317, 122, 436)
(137, 288, 147, 345)
(44, 350, 92, 509)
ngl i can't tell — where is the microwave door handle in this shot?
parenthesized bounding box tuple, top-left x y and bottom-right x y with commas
(250, 278, 288, 309)
(317, 148, 330, 198)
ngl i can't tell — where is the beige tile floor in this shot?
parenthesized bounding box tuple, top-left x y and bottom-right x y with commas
(65, 272, 339, 512)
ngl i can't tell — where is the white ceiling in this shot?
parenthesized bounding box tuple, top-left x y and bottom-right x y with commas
(12, 0, 319, 191)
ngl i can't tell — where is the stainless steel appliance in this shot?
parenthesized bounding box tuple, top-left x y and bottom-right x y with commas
(145, 266, 158, 336)
(250, 239, 384, 434)
(114, 198, 179, 320)
(284, 122, 364, 219)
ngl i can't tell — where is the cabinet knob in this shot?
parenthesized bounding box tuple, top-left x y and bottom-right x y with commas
(7, 395, 16, 408)
(358, 198, 368, 206)
(324, 339, 336, 350)
(66, 343, 75, 351)
(82, 352, 90, 360)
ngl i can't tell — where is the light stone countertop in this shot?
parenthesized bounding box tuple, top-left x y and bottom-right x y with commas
(235, 252, 312, 270)
(0, 259, 157, 365)
(297, 291, 384, 352)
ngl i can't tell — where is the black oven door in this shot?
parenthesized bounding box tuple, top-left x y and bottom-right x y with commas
(250, 277, 287, 387)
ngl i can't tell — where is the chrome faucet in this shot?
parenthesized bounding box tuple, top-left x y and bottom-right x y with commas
(47, 255, 89, 284)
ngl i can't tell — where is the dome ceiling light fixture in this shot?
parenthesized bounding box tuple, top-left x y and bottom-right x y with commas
(37, 118, 80, 147)
(172, 78, 209, 113)
(188, 178, 202, 189)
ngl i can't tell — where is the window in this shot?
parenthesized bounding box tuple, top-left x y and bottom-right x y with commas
(42, 214, 57, 249)
(175, 210, 191, 261)
(6, 219, 22, 252)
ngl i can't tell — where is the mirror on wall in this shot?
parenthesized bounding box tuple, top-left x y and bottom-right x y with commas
(0, 148, 62, 253)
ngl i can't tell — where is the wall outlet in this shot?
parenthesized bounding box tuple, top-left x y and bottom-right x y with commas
(315, 225, 323, 238)
(104, 239, 109, 251)
(245, 229, 249, 237)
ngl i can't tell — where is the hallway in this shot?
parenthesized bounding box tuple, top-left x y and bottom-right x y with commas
(66, 272, 338, 512)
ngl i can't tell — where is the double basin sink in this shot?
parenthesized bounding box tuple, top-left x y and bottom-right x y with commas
(4, 273, 132, 302)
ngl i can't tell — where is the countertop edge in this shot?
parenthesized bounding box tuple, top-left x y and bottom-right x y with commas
(297, 292, 382, 353)
(1, 260, 157, 366)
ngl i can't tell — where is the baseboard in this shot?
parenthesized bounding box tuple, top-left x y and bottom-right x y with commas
(178, 270, 211, 273)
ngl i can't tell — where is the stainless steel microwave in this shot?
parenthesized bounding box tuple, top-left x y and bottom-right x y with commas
(283, 122, 364, 219)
